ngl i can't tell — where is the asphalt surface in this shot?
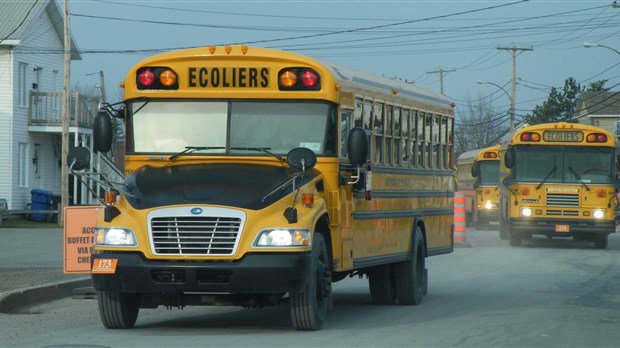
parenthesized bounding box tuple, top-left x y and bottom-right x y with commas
(0, 227, 92, 313)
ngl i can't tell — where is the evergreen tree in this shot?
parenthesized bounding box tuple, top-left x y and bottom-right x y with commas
(524, 78, 607, 125)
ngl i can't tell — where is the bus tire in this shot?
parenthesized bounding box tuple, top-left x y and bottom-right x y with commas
(395, 228, 426, 305)
(97, 290, 140, 329)
(508, 232, 522, 247)
(368, 264, 396, 305)
(594, 234, 608, 249)
(290, 233, 331, 331)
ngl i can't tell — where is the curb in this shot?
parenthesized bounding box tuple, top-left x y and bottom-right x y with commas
(0, 277, 92, 314)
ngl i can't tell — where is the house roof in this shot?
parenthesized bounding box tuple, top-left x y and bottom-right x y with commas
(575, 91, 620, 117)
(0, 0, 80, 60)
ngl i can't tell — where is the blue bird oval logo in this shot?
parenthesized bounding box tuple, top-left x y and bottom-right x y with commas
(190, 208, 203, 215)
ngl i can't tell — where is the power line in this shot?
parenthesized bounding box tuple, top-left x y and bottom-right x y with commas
(0, 0, 39, 44)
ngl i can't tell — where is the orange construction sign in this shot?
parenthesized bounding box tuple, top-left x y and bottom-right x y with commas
(63, 206, 101, 274)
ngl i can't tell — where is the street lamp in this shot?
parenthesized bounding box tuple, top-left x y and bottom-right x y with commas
(476, 80, 515, 133)
(583, 42, 620, 56)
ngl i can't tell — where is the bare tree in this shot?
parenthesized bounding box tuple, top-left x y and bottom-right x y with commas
(455, 93, 508, 156)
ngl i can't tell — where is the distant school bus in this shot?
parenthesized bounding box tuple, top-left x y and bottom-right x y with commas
(68, 45, 456, 330)
(499, 122, 618, 248)
(456, 145, 500, 228)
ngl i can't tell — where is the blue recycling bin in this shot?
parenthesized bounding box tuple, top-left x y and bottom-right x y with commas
(30, 189, 53, 222)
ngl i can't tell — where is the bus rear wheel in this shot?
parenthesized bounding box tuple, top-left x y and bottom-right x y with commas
(368, 264, 396, 305)
(395, 229, 426, 305)
(290, 233, 331, 331)
(97, 290, 141, 329)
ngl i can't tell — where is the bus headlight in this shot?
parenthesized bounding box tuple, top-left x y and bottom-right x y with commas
(254, 229, 310, 247)
(94, 228, 137, 246)
(593, 209, 605, 219)
(521, 207, 533, 217)
(484, 201, 493, 209)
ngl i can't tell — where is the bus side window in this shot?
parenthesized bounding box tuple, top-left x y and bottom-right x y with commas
(409, 110, 417, 167)
(373, 102, 384, 164)
(393, 107, 402, 166)
(433, 116, 443, 168)
(447, 118, 454, 168)
(401, 109, 410, 166)
(340, 110, 352, 159)
(385, 105, 393, 165)
(417, 111, 425, 167)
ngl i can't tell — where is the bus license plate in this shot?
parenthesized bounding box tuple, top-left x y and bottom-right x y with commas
(555, 224, 570, 233)
(91, 258, 118, 274)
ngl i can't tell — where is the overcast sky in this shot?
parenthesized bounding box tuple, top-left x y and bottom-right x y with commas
(69, 0, 620, 125)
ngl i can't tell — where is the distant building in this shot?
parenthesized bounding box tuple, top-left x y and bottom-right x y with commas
(574, 91, 620, 138)
(0, 0, 97, 211)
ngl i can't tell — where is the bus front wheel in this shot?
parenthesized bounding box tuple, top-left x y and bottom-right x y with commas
(594, 234, 608, 249)
(97, 290, 141, 329)
(508, 232, 522, 246)
(290, 233, 331, 331)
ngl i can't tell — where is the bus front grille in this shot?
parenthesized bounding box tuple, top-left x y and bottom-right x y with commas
(150, 216, 242, 256)
(546, 193, 579, 207)
(546, 209, 579, 216)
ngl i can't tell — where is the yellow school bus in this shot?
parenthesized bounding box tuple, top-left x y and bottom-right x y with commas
(456, 145, 500, 228)
(499, 122, 617, 248)
(69, 45, 456, 330)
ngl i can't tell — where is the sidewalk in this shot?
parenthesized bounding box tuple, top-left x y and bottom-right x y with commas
(0, 227, 92, 313)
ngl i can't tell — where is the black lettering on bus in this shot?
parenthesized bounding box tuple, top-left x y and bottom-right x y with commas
(199, 67, 209, 87)
(189, 67, 197, 87)
(211, 68, 220, 87)
(260, 68, 269, 87)
(239, 68, 247, 87)
(222, 68, 230, 88)
(249, 68, 257, 87)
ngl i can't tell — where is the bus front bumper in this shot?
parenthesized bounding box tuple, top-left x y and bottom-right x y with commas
(91, 252, 312, 294)
(509, 218, 615, 236)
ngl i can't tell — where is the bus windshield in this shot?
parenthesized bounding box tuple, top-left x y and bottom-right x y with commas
(514, 146, 614, 184)
(130, 100, 336, 156)
(478, 161, 499, 186)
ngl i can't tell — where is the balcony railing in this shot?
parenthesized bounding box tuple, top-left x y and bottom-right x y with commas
(28, 91, 99, 128)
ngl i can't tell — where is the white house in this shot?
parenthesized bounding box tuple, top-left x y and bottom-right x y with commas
(0, 0, 97, 212)
(574, 91, 620, 138)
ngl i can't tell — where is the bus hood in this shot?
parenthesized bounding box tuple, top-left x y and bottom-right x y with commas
(123, 163, 319, 210)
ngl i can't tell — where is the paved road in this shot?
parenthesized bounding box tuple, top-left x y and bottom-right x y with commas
(2, 224, 620, 347)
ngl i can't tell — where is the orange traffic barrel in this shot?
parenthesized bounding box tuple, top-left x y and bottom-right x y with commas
(454, 193, 469, 246)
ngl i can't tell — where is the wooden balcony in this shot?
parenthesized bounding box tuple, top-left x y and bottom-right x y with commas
(28, 91, 99, 128)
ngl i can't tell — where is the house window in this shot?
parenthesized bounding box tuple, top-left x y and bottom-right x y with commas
(18, 62, 28, 107)
(18, 142, 29, 187)
(52, 70, 59, 91)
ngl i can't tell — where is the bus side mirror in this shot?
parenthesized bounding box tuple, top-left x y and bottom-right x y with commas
(347, 127, 368, 166)
(67, 147, 91, 171)
(502, 176, 515, 188)
(286, 147, 317, 171)
(504, 148, 515, 169)
(93, 111, 114, 153)
(471, 163, 479, 177)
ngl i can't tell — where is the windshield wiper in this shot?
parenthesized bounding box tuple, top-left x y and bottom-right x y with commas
(536, 165, 557, 189)
(169, 146, 224, 161)
(230, 147, 284, 162)
(568, 166, 590, 191)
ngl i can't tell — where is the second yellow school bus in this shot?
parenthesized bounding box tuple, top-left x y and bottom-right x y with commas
(70, 45, 456, 330)
(499, 122, 617, 248)
(456, 145, 500, 228)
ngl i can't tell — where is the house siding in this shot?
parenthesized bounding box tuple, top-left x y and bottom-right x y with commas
(9, 3, 65, 210)
(0, 48, 13, 207)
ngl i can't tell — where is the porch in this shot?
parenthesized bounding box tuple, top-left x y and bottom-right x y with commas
(26, 91, 124, 207)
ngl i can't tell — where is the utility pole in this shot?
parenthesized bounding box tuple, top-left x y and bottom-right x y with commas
(98, 70, 107, 104)
(426, 67, 455, 95)
(60, 0, 70, 226)
(497, 44, 533, 133)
